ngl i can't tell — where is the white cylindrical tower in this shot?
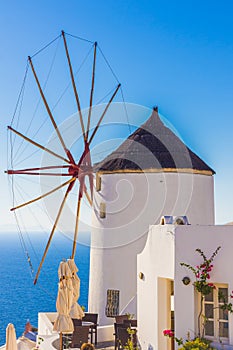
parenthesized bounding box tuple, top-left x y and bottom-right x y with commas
(88, 107, 215, 325)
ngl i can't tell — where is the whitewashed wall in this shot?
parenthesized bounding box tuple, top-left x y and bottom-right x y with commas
(89, 172, 215, 325)
(175, 225, 233, 347)
(137, 224, 233, 350)
(137, 225, 175, 350)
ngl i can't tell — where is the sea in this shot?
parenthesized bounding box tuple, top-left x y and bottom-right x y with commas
(0, 232, 90, 346)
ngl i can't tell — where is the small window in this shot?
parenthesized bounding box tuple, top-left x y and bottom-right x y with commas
(100, 202, 106, 219)
(96, 174, 101, 191)
(203, 284, 229, 342)
(105, 289, 119, 317)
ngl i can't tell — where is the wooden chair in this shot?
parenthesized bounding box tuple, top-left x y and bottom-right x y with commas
(82, 313, 98, 345)
(123, 319, 137, 328)
(115, 315, 128, 324)
(117, 326, 137, 350)
(114, 323, 128, 350)
(72, 318, 82, 326)
(71, 325, 90, 348)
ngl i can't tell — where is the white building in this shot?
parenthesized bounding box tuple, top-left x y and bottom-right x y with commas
(88, 107, 215, 326)
(137, 222, 233, 350)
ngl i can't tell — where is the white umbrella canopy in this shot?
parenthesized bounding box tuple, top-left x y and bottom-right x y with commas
(53, 261, 74, 333)
(6, 323, 17, 350)
(68, 259, 85, 319)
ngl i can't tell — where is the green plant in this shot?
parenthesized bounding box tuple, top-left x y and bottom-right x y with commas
(33, 336, 44, 350)
(178, 337, 215, 349)
(165, 246, 233, 346)
(122, 327, 139, 350)
(163, 329, 183, 345)
(218, 290, 233, 312)
(180, 246, 221, 336)
(163, 330, 215, 349)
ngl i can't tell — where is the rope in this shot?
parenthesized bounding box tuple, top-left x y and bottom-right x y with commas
(95, 86, 118, 105)
(14, 36, 62, 161)
(16, 211, 56, 301)
(13, 148, 40, 168)
(30, 34, 62, 59)
(95, 45, 133, 136)
(120, 87, 132, 134)
(51, 43, 94, 111)
(8, 135, 37, 280)
(65, 31, 94, 44)
(36, 281, 56, 300)
(26, 36, 62, 134)
(97, 45, 120, 84)
(17, 41, 94, 155)
(10, 63, 29, 155)
(11, 62, 29, 125)
(10, 182, 61, 300)
(11, 200, 35, 278)
(12, 33, 68, 162)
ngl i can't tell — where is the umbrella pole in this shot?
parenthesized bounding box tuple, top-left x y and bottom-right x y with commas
(60, 332, 63, 350)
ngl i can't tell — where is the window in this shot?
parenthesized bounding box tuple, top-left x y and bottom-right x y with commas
(99, 202, 106, 218)
(96, 174, 101, 191)
(203, 284, 229, 342)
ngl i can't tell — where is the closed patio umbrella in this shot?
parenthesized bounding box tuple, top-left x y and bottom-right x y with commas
(53, 261, 74, 349)
(68, 259, 85, 319)
(6, 323, 17, 350)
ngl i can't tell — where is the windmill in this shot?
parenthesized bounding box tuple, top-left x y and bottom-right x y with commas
(6, 31, 121, 285)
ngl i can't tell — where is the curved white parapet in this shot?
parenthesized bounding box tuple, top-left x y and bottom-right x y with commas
(0, 337, 36, 350)
(35, 334, 59, 350)
(38, 312, 58, 335)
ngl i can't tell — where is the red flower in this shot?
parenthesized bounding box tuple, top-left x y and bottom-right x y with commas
(163, 329, 174, 338)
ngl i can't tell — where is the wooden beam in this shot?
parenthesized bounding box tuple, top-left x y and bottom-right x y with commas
(89, 83, 121, 145)
(34, 180, 75, 284)
(8, 126, 70, 163)
(61, 31, 86, 141)
(10, 177, 76, 211)
(85, 42, 97, 141)
(28, 56, 69, 157)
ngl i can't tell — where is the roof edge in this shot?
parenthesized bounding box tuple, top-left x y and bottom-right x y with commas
(96, 168, 214, 176)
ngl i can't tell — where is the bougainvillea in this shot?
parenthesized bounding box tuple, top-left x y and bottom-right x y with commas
(180, 247, 221, 336)
(180, 247, 220, 296)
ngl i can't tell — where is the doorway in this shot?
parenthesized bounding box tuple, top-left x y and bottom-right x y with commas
(158, 278, 174, 350)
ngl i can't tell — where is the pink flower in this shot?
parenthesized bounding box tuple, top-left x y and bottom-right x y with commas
(163, 329, 174, 338)
(208, 283, 215, 288)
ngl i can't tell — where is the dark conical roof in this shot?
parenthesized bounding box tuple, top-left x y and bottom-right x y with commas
(95, 107, 215, 175)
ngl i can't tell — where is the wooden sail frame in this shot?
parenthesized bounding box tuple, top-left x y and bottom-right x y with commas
(6, 31, 121, 284)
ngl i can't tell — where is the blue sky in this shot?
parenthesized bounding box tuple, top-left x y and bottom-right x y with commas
(1, 0, 233, 230)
